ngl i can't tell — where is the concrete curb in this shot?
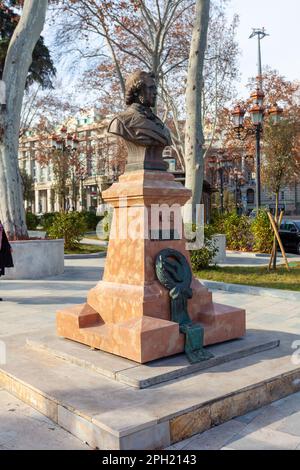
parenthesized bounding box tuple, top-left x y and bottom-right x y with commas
(201, 279, 300, 301)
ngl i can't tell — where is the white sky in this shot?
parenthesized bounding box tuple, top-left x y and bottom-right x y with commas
(227, 0, 300, 98)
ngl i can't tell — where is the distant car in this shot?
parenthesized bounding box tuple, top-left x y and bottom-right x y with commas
(279, 220, 300, 255)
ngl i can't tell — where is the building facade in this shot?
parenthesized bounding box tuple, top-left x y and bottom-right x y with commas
(205, 150, 300, 216)
(19, 109, 300, 217)
(18, 109, 124, 214)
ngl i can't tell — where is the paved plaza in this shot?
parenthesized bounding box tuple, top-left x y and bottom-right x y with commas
(0, 256, 300, 450)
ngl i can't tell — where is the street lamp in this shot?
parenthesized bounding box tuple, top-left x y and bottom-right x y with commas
(232, 168, 245, 214)
(216, 159, 225, 214)
(209, 156, 229, 214)
(268, 103, 284, 124)
(231, 27, 270, 213)
(231, 97, 264, 212)
(51, 130, 79, 211)
(231, 105, 246, 133)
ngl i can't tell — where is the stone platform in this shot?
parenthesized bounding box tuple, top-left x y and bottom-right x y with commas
(27, 331, 280, 389)
(1, 325, 300, 449)
(1, 258, 300, 450)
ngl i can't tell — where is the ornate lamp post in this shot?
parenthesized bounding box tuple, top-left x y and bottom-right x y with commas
(51, 128, 79, 211)
(231, 94, 264, 212)
(216, 159, 225, 214)
(249, 93, 264, 210)
(231, 27, 269, 214)
(231, 100, 284, 214)
(209, 156, 230, 214)
(232, 168, 245, 214)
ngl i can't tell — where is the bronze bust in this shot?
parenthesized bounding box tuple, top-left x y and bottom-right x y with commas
(108, 71, 171, 171)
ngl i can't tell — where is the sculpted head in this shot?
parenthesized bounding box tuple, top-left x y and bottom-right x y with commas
(125, 71, 157, 108)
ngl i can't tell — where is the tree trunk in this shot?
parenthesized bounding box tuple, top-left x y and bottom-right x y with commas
(184, 0, 210, 223)
(0, 0, 48, 239)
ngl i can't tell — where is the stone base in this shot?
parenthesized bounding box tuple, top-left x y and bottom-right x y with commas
(56, 170, 245, 363)
(56, 295, 246, 363)
(0, 327, 299, 449)
(27, 331, 280, 389)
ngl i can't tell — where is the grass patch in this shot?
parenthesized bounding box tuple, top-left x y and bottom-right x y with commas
(64, 244, 106, 255)
(195, 263, 300, 291)
(84, 233, 109, 241)
(83, 233, 99, 240)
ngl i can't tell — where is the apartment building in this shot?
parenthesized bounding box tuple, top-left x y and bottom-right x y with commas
(18, 109, 122, 214)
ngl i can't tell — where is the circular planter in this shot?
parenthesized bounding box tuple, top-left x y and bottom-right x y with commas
(2, 239, 64, 280)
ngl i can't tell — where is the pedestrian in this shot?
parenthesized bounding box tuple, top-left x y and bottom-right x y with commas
(0, 221, 14, 301)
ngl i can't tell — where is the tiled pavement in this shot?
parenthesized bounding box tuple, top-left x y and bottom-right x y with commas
(0, 257, 299, 450)
(0, 389, 89, 450)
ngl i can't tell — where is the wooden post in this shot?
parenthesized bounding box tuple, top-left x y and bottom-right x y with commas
(267, 212, 290, 271)
(268, 210, 284, 271)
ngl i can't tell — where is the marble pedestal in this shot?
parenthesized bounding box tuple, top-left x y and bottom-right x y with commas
(57, 170, 246, 363)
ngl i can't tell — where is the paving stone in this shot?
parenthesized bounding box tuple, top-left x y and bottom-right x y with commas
(272, 391, 300, 415)
(223, 435, 288, 450)
(276, 412, 300, 437)
(234, 406, 269, 424)
(0, 391, 89, 450)
(227, 427, 300, 450)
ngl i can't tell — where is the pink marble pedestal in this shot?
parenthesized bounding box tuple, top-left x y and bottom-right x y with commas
(57, 171, 246, 363)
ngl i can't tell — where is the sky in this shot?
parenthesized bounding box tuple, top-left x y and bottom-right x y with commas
(227, 0, 300, 98)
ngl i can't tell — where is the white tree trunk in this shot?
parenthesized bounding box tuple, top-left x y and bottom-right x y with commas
(0, 0, 48, 239)
(184, 0, 210, 222)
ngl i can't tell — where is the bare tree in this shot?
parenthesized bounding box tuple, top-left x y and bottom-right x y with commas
(53, 0, 238, 175)
(184, 0, 210, 219)
(0, 0, 48, 239)
(53, 0, 193, 166)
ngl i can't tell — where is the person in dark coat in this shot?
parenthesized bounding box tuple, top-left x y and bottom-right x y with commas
(0, 221, 14, 301)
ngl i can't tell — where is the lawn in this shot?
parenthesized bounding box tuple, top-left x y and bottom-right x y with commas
(64, 244, 107, 255)
(196, 263, 300, 291)
(84, 233, 108, 241)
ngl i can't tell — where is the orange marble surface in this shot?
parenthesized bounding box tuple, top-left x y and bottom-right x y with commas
(56, 170, 246, 363)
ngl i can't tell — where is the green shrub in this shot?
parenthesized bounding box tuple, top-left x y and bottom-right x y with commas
(190, 226, 219, 270)
(251, 209, 273, 253)
(40, 212, 59, 231)
(81, 211, 102, 231)
(26, 212, 40, 230)
(221, 212, 253, 251)
(48, 212, 87, 250)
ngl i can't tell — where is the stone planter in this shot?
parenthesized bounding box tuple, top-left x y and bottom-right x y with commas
(212, 234, 226, 264)
(2, 239, 64, 280)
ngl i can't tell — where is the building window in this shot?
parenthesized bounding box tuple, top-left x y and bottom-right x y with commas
(281, 191, 285, 200)
(247, 188, 255, 204)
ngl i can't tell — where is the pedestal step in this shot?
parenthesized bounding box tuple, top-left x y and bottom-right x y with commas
(1, 328, 298, 450)
(57, 301, 245, 363)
